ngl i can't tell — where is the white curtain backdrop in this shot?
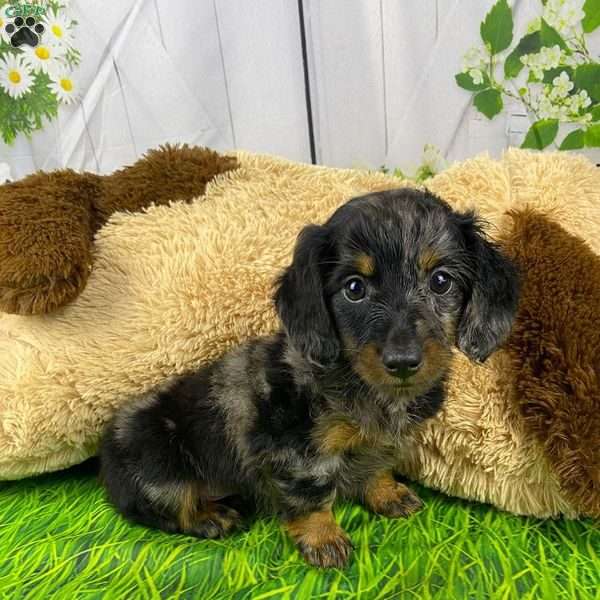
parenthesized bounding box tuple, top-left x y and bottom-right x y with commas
(1, 0, 598, 179)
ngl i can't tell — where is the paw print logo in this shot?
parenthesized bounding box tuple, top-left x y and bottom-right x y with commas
(5, 16, 45, 48)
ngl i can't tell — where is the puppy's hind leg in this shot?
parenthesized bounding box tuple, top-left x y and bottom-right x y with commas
(175, 483, 242, 539)
(103, 461, 242, 539)
(100, 391, 242, 539)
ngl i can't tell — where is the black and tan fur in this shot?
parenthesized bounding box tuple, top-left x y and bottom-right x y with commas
(100, 189, 519, 568)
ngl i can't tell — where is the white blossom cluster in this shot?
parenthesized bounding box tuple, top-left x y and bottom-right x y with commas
(461, 45, 489, 86)
(542, 0, 586, 37)
(531, 71, 592, 122)
(520, 45, 578, 81)
(421, 144, 448, 174)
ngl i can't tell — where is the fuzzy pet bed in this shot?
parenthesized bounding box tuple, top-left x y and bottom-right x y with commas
(0, 149, 598, 520)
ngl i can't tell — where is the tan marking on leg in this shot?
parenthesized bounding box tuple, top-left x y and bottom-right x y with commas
(354, 253, 376, 277)
(286, 506, 352, 568)
(177, 484, 240, 537)
(364, 470, 423, 518)
(177, 483, 200, 531)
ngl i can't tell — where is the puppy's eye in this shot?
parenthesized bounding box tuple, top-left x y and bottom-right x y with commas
(430, 270, 452, 295)
(343, 277, 366, 302)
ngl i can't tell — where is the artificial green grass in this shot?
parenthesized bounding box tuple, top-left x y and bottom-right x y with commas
(0, 460, 598, 599)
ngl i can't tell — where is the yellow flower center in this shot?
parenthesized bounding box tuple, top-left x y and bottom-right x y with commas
(60, 78, 73, 92)
(51, 24, 63, 38)
(35, 47, 50, 60)
(8, 70, 21, 84)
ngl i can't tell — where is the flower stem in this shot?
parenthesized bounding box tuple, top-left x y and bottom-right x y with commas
(502, 84, 541, 121)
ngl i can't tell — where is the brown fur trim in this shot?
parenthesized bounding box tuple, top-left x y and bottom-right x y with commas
(0, 170, 98, 315)
(98, 144, 238, 223)
(502, 209, 600, 517)
(0, 144, 238, 315)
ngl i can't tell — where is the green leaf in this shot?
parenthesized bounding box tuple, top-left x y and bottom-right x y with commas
(480, 0, 513, 54)
(584, 123, 600, 147)
(574, 64, 600, 102)
(473, 88, 503, 119)
(590, 105, 600, 121)
(521, 119, 559, 149)
(504, 32, 541, 78)
(559, 129, 585, 150)
(540, 19, 568, 50)
(455, 71, 490, 91)
(0, 72, 59, 145)
(542, 67, 574, 85)
(583, 0, 600, 32)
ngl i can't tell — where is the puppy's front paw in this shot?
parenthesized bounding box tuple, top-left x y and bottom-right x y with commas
(296, 527, 353, 569)
(376, 485, 423, 518)
(286, 509, 353, 568)
(364, 473, 423, 518)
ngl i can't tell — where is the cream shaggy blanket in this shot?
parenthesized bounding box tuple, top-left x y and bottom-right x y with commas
(1, 149, 599, 519)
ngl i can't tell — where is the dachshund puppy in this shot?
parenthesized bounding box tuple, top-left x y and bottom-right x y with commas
(100, 189, 519, 568)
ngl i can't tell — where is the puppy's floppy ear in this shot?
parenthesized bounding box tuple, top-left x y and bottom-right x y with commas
(457, 213, 519, 362)
(274, 224, 339, 367)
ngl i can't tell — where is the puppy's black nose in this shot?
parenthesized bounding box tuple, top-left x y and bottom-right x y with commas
(382, 348, 422, 379)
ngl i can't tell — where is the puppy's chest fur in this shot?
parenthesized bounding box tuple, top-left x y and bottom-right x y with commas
(313, 414, 396, 456)
(215, 334, 429, 494)
(309, 413, 401, 486)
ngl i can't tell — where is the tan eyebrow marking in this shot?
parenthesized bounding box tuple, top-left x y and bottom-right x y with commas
(354, 253, 376, 277)
(419, 248, 440, 272)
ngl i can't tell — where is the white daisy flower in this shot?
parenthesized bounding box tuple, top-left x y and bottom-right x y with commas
(0, 7, 13, 44)
(0, 53, 33, 99)
(48, 71, 76, 104)
(42, 11, 74, 48)
(22, 42, 64, 75)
